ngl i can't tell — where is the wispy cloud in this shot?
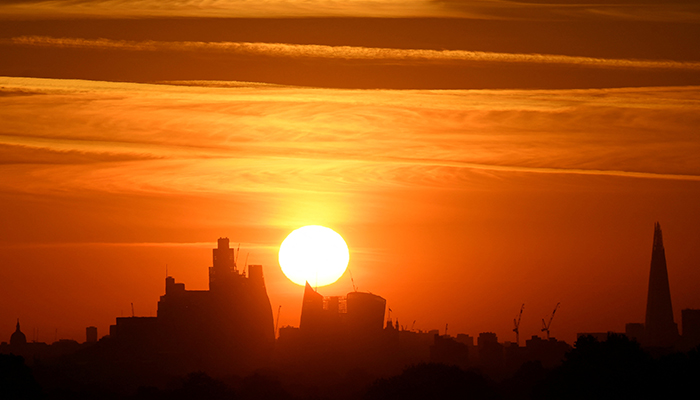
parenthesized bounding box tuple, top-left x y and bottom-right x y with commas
(1, 0, 698, 20)
(1, 76, 699, 205)
(10, 36, 700, 71)
(0, 0, 442, 18)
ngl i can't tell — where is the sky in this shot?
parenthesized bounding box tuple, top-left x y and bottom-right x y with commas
(1, 0, 700, 345)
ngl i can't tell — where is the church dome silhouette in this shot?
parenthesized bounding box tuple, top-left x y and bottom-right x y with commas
(10, 319, 27, 346)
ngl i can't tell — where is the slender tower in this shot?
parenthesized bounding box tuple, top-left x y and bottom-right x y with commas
(644, 222, 679, 347)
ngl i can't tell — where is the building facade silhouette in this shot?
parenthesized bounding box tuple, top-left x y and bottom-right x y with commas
(10, 320, 26, 346)
(110, 238, 274, 373)
(644, 223, 679, 347)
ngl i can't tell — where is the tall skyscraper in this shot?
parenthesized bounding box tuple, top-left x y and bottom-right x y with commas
(109, 237, 274, 374)
(644, 222, 679, 347)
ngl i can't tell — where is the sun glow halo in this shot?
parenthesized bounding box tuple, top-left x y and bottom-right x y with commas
(278, 225, 349, 287)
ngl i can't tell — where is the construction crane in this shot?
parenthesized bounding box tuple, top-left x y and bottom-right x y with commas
(513, 303, 525, 346)
(274, 305, 281, 339)
(541, 302, 560, 340)
(242, 252, 249, 277)
(349, 268, 358, 292)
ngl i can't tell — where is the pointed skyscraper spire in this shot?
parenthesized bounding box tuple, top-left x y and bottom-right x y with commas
(644, 222, 679, 347)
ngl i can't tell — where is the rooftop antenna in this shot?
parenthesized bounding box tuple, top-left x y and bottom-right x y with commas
(275, 305, 282, 339)
(541, 302, 560, 340)
(513, 303, 525, 346)
(131, 303, 135, 318)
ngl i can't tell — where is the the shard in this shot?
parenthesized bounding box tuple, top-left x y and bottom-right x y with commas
(644, 222, 679, 347)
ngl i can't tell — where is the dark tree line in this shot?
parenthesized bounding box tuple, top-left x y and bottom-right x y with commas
(2, 334, 699, 400)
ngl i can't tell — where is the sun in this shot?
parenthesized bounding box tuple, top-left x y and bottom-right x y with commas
(278, 225, 349, 287)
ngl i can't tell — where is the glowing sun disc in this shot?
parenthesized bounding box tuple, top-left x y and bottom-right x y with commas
(279, 225, 349, 287)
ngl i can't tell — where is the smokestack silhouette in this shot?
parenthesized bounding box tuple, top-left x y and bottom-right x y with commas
(644, 222, 679, 347)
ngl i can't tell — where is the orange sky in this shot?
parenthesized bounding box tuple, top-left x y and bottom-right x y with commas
(1, 1, 700, 345)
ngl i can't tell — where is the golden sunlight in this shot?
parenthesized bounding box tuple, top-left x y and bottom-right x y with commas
(278, 225, 350, 287)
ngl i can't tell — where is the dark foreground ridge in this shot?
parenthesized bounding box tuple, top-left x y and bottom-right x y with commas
(2, 334, 700, 400)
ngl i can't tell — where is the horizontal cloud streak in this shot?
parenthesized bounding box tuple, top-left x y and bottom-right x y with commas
(383, 156, 700, 182)
(1, 76, 700, 209)
(1, 0, 698, 21)
(10, 36, 700, 71)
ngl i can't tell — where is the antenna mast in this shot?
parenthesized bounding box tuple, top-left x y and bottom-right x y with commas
(541, 302, 560, 340)
(513, 303, 525, 346)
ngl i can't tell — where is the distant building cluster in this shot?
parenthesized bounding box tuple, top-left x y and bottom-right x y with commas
(3, 224, 700, 377)
(611, 223, 697, 351)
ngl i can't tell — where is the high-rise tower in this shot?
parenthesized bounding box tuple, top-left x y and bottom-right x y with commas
(644, 222, 679, 347)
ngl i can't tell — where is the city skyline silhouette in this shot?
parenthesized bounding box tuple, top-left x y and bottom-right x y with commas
(2, 1, 700, 397)
(4, 223, 697, 350)
(2, 227, 700, 399)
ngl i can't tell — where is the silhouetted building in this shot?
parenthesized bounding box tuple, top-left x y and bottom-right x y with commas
(109, 238, 274, 373)
(298, 283, 386, 342)
(477, 332, 503, 369)
(10, 320, 26, 346)
(430, 334, 469, 368)
(111, 317, 160, 350)
(85, 326, 97, 343)
(644, 223, 679, 347)
(577, 332, 621, 343)
(455, 333, 474, 347)
(278, 283, 395, 374)
(681, 308, 700, 350)
(525, 335, 571, 369)
(299, 282, 338, 337)
(478, 332, 498, 347)
(347, 291, 386, 335)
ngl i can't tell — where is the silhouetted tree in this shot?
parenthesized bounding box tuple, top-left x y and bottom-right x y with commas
(170, 372, 234, 400)
(0, 354, 42, 399)
(499, 360, 546, 400)
(363, 363, 497, 400)
(540, 334, 651, 400)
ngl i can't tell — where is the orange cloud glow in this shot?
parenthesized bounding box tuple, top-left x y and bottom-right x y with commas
(2, 77, 700, 342)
